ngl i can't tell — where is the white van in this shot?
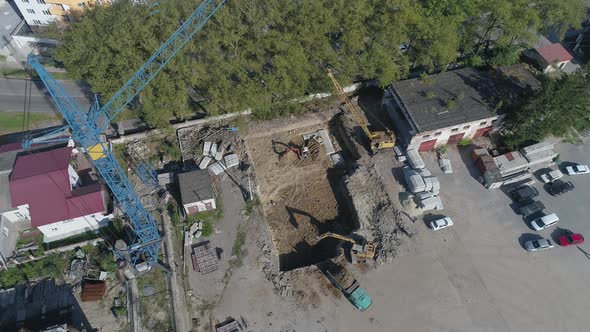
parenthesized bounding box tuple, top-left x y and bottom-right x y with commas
(531, 213, 559, 231)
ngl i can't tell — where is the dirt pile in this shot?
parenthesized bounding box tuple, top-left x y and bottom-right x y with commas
(345, 164, 413, 264)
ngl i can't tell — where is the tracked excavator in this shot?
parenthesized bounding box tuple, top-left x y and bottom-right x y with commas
(327, 68, 395, 152)
(272, 138, 320, 160)
(317, 232, 375, 264)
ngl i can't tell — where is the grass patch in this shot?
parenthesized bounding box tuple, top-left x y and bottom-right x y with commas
(242, 198, 260, 216)
(113, 143, 130, 172)
(201, 221, 213, 237)
(0, 252, 70, 288)
(137, 269, 172, 331)
(0, 111, 58, 134)
(231, 228, 246, 258)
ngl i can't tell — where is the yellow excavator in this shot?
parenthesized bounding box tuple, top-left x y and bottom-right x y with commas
(327, 68, 395, 152)
(317, 232, 375, 264)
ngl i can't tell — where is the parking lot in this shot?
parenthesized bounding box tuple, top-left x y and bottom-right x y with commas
(401, 141, 590, 331)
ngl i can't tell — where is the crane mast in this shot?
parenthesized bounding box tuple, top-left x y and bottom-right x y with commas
(27, 0, 226, 267)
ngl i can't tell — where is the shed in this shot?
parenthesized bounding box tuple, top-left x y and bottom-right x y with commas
(178, 170, 216, 215)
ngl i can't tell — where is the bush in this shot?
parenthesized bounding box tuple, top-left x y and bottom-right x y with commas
(435, 145, 447, 154)
(457, 138, 472, 147)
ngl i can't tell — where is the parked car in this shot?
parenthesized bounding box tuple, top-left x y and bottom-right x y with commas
(565, 164, 590, 175)
(511, 186, 539, 202)
(530, 213, 559, 231)
(524, 238, 555, 252)
(540, 169, 564, 183)
(548, 179, 575, 196)
(430, 217, 454, 231)
(518, 200, 545, 217)
(559, 232, 585, 246)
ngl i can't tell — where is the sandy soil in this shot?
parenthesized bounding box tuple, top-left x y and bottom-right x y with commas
(246, 120, 351, 271)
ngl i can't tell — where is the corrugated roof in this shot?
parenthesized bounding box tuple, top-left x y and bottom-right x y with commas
(9, 148, 105, 228)
(178, 170, 214, 205)
(536, 43, 573, 64)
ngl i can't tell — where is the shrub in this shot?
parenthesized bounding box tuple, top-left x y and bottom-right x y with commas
(457, 138, 472, 147)
(201, 221, 213, 237)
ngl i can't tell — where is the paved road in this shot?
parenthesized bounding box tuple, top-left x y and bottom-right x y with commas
(0, 77, 91, 113)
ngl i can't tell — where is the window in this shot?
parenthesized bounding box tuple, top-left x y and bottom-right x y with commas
(36, 0, 45, 3)
(434, 132, 442, 137)
(491, 120, 498, 125)
(422, 135, 430, 139)
(33, 19, 42, 25)
(77, 2, 86, 7)
(451, 128, 459, 132)
(22, 0, 29, 3)
(1, 226, 8, 237)
(480, 121, 487, 126)
(14, 212, 25, 219)
(42, 10, 51, 15)
(27, 9, 35, 14)
(462, 125, 470, 130)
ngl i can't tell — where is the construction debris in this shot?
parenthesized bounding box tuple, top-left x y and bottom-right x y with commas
(345, 165, 413, 263)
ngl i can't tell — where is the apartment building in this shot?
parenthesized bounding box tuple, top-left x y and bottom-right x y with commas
(13, 0, 96, 26)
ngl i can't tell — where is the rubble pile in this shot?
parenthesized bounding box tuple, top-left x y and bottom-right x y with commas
(344, 165, 412, 264)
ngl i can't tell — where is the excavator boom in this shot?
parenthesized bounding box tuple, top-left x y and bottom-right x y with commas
(327, 69, 394, 151)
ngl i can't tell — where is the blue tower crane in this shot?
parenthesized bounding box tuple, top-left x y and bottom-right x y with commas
(27, 0, 226, 267)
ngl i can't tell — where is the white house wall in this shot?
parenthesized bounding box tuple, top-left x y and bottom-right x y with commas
(407, 116, 499, 151)
(13, 0, 56, 26)
(68, 164, 80, 188)
(37, 212, 113, 243)
(183, 198, 216, 214)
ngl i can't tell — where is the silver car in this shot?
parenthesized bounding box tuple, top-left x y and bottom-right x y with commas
(524, 238, 554, 252)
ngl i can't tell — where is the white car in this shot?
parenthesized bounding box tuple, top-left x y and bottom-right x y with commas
(540, 169, 563, 183)
(430, 217, 454, 231)
(566, 164, 590, 175)
(530, 213, 559, 231)
(524, 238, 554, 252)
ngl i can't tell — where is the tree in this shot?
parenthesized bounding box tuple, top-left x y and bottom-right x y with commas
(504, 67, 590, 148)
(45, 0, 585, 128)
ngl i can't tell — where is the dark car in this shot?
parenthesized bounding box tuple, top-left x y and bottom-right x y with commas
(511, 186, 539, 202)
(548, 179, 575, 196)
(518, 199, 545, 217)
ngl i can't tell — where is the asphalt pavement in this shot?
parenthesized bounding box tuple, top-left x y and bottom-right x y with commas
(0, 77, 91, 113)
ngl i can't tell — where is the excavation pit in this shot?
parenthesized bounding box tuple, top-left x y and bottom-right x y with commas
(247, 121, 354, 272)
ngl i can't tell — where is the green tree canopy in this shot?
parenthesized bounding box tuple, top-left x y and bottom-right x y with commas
(46, 0, 585, 127)
(504, 67, 590, 148)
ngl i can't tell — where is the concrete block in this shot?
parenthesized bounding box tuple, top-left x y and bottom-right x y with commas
(209, 143, 217, 157)
(406, 148, 425, 169)
(203, 142, 212, 156)
(199, 156, 212, 169)
(208, 161, 226, 175)
(224, 154, 239, 168)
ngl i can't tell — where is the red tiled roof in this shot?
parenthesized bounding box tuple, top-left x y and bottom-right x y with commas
(9, 147, 106, 228)
(536, 43, 573, 64)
